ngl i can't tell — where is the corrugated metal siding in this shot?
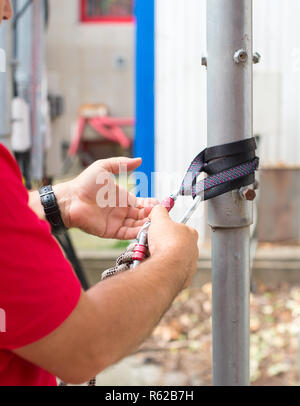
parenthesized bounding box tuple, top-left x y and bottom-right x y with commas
(253, 0, 300, 166)
(155, 0, 207, 238)
(155, 0, 300, 239)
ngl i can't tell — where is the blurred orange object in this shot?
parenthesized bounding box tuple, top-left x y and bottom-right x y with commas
(68, 104, 134, 160)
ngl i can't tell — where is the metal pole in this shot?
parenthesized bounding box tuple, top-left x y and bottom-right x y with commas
(0, 19, 12, 146)
(31, 0, 46, 180)
(207, 0, 253, 386)
(14, 0, 33, 102)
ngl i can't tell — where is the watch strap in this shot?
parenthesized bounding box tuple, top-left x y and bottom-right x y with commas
(39, 185, 66, 235)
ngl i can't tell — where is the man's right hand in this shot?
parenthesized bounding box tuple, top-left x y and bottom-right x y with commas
(148, 205, 199, 289)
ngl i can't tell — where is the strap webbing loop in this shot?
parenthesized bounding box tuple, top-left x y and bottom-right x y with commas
(180, 137, 259, 200)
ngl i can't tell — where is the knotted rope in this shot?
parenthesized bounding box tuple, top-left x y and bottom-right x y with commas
(101, 242, 137, 280)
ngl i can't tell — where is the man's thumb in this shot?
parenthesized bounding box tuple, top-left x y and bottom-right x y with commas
(104, 157, 142, 174)
(149, 205, 170, 222)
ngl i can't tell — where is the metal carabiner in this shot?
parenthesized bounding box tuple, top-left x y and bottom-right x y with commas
(131, 190, 180, 269)
(132, 189, 202, 269)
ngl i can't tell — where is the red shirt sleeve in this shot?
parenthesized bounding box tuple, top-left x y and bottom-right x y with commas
(0, 145, 82, 350)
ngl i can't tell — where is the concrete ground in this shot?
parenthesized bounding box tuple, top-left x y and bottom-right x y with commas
(94, 280, 300, 386)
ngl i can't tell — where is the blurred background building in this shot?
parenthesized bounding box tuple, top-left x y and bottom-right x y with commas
(46, 0, 135, 177)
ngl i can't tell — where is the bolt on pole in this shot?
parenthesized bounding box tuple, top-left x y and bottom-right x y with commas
(207, 0, 253, 386)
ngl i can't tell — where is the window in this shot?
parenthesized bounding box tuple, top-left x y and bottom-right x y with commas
(80, 0, 134, 23)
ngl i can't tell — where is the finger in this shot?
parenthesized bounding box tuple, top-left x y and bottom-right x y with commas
(149, 205, 170, 221)
(123, 217, 148, 229)
(127, 206, 152, 221)
(126, 194, 159, 209)
(143, 205, 156, 218)
(135, 197, 160, 209)
(104, 157, 142, 175)
(116, 225, 143, 240)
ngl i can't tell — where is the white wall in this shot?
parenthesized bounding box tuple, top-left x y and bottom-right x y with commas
(155, 0, 300, 241)
(253, 0, 300, 166)
(155, 0, 207, 240)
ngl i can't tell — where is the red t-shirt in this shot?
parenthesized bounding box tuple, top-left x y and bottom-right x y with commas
(0, 144, 82, 386)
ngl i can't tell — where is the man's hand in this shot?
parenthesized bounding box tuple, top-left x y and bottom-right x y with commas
(148, 205, 199, 289)
(53, 157, 158, 240)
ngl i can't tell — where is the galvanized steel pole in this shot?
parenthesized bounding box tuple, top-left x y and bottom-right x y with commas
(0, 19, 12, 146)
(207, 0, 253, 386)
(31, 0, 46, 180)
(14, 0, 33, 102)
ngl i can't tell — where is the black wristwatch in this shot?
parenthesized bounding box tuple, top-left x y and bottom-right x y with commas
(39, 185, 67, 235)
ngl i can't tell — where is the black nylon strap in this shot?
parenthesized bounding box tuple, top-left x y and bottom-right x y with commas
(203, 174, 255, 201)
(180, 137, 259, 200)
(205, 138, 256, 162)
(204, 150, 256, 175)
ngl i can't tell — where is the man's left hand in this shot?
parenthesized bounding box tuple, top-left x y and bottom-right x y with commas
(54, 157, 157, 240)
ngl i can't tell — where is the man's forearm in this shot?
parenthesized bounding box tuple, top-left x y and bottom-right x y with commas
(28, 190, 46, 221)
(14, 254, 186, 384)
(81, 254, 185, 377)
